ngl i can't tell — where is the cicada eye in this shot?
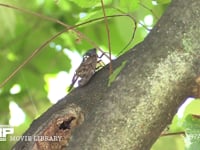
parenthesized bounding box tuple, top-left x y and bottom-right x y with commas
(83, 55, 90, 61)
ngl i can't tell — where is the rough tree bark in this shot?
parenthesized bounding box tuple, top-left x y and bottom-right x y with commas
(13, 0, 200, 149)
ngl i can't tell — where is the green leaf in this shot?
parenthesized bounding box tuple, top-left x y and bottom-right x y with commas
(76, 8, 137, 54)
(180, 100, 200, 124)
(183, 100, 200, 118)
(69, 0, 112, 8)
(31, 47, 71, 74)
(183, 114, 200, 150)
(69, 0, 100, 8)
(119, 0, 139, 12)
(77, 8, 119, 25)
(169, 114, 184, 132)
(169, 99, 200, 132)
(0, 1, 16, 37)
(108, 60, 127, 87)
(151, 135, 185, 150)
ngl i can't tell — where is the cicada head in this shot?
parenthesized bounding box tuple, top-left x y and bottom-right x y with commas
(82, 48, 97, 61)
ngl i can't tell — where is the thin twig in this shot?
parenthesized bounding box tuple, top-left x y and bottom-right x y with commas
(160, 131, 185, 137)
(0, 29, 67, 88)
(139, 2, 159, 19)
(100, 0, 112, 74)
(0, 14, 132, 87)
(0, 3, 135, 58)
(113, 7, 137, 56)
(0, 3, 134, 87)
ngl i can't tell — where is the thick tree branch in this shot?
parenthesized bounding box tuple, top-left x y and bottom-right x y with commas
(13, 0, 200, 149)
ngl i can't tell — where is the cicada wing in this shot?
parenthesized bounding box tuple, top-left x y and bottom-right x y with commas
(68, 74, 79, 92)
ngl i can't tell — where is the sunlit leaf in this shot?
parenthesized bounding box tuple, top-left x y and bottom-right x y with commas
(183, 114, 200, 150)
(152, 135, 184, 150)
(169, 114, 184, 132)
(119, 0, 139, 12)
(69, 0, 112, 8)
(77, 8, 119, 25)
(0, 1, 16, 37)
(69, 0, 100, 8)
(108, 60, 127, 86)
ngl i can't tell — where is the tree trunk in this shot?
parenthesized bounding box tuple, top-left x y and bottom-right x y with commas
(13, 0, 200, 149)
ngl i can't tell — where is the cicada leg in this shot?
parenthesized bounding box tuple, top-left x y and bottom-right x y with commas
(68, 74, 79, 92)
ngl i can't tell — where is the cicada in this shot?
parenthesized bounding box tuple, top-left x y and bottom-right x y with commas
(68, 48, 103, 92)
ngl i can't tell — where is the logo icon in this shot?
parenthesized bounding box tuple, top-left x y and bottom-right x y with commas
(0, 125, 14, 141)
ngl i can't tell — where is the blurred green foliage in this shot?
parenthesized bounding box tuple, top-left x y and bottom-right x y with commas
(182, 114, 200, 150)
(2, 0, 198, 150)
